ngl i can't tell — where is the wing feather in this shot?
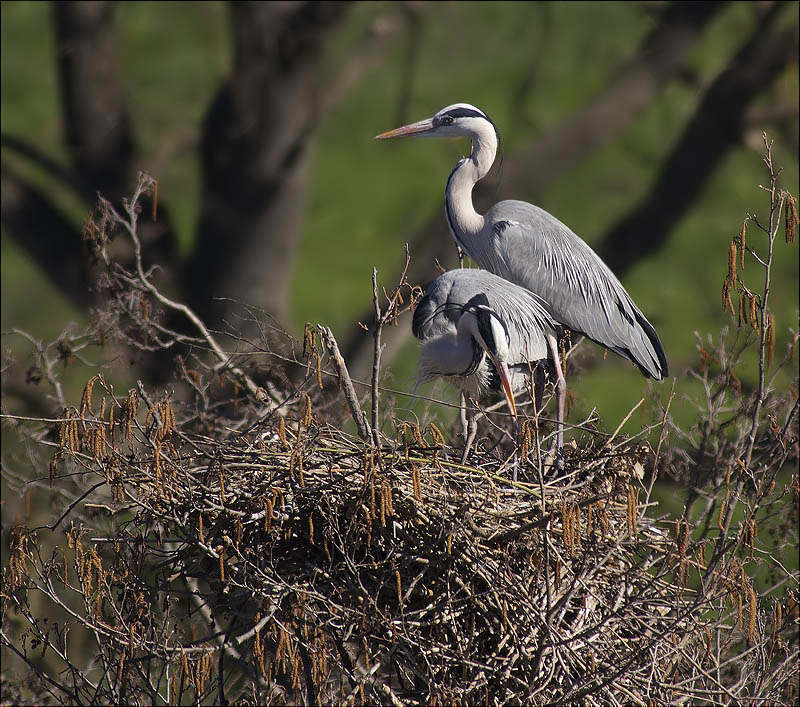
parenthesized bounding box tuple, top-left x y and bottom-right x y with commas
(413, 269, 559, 365)
(469, 201, 668, 379)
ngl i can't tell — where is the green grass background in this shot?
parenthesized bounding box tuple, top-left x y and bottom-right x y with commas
(1, 5, 797, 670)
(2, 2, 798, 483)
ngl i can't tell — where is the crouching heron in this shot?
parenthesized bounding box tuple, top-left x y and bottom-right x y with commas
(412, 268, 562, 469)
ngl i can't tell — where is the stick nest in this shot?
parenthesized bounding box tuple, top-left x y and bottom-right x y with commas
(18, 373, 787, 707)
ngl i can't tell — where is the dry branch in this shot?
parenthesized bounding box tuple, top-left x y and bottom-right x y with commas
(2, 158, 797, 705)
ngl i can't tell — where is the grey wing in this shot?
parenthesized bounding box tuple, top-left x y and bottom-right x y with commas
(477, 201, 668, 380)
(413, 269, 559, 364)
(412, 273, 461, 340)
(468, 271, 558, 364)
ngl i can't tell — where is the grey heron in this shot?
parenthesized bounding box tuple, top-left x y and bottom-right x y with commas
(412, 268, 562, 465)
(377, 103, 668, 452)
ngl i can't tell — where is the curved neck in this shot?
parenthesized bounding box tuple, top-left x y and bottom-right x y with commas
(445, 129, 497, 248)
(456, 313, 484, 376)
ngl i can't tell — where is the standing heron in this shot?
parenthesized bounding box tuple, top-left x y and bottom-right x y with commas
(377, 103, 668, 452)
(413, 268, 562, 466)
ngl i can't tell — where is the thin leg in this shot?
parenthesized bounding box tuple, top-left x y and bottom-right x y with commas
(459, 391, 468, 442)
(461, 394, 478, 464)
(546, 334, 566, 468)
(511, 415, 520, 483)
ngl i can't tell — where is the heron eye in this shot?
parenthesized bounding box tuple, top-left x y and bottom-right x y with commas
(442, 115, 454, 125)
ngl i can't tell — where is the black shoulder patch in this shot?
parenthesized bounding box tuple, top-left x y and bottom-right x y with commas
(464, 293, 490, 311)
(492, 220, 512, 237)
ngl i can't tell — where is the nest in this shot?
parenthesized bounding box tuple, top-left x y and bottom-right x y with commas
(35, 373, 750, 707)
(6, 153, 798, 707)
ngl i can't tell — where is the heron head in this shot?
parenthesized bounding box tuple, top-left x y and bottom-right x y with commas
(461, 294, 517, 418)
(375, 103, 496, 141)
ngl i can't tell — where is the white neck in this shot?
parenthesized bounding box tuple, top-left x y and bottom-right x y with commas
(445, 127, 497, 245)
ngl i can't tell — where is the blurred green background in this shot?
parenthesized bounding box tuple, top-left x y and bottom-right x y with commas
(2, 5, 798, 697)
(2, 1, 798, 450)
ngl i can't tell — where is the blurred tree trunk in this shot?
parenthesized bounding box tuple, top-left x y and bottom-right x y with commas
(54, 1, 133, 199)
(1, 2, 176, 312)
(342, 0, 725, 379)
(189, 1, 348, 331)
(54, 1, 176, 267)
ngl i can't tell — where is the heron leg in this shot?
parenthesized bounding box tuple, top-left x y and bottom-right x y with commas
(459, 391, 469, 442)
(461, 394, 479, 464)
(511, 415, 520, 483)
(546, 334, 566, 468)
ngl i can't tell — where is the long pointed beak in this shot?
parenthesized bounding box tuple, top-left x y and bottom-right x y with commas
(374, 118, 435, 140)
(492, 357, 518, 419)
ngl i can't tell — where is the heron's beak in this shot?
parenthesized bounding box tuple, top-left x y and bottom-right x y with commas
(491, 356, 518, 419)
(374, 118, 435, 140)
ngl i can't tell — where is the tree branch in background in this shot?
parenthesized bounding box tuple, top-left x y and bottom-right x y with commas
(598, 3, 798, 272)
(502, 1, 725, 196)
(0, 133, 88, 201)
(343, 0, 726, 377)
(320, 7, 407, 114)
(0, 166, 89, 309)
(1, 2, 178, 317)
(189, 2, 349, 330)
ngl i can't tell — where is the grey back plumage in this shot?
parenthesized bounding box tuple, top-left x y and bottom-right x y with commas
(413, 268, 560, 365)
(465, 200, 668, 380)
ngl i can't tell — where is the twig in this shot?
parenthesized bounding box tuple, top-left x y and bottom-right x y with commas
(318, 325, 371, 442)
(371, 267, 383, 447)
(107, 172, 273, 406)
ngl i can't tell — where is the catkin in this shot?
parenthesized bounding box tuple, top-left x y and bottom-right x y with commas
(747, 584, 757, 642)
(303, 322, 314, 358)
(395, 570, 402, 604)
(80, 376, 96, 419)
(739, 220, 747, 269)
(718, 491, 728, 530)
(278, 417, 288, 449)
(727, 241, 737, 283)
(785, 195, 797, 244)
(722, 278, 734, 316)
(315, 352, 323, 389)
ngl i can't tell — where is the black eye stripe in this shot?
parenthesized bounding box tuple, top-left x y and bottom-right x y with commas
(476, 310, 495, 352)
(443, 107, 487, 120)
